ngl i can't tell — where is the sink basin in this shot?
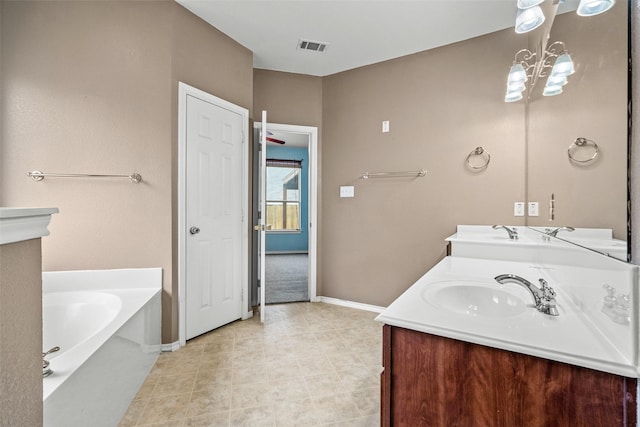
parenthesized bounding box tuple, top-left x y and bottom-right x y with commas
(423, 281, 528, 318)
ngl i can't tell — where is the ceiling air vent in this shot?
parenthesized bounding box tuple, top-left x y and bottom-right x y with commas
(298, 39, 329, 53)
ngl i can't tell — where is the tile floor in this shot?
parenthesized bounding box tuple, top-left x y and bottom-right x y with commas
(119, 302, 382, 426)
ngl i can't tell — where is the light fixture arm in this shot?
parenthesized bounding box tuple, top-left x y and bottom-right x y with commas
(540, 41, 568, 73)
(511, 49, 537, 82)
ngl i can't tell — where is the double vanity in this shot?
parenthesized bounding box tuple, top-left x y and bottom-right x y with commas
(377, 225, 638, 426)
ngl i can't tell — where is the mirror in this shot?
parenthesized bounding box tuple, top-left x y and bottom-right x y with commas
(523, 0, 628, 261)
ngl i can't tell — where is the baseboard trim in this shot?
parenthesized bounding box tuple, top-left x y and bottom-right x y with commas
(317, 296, 386, 313)
(161, 341, 181, 352)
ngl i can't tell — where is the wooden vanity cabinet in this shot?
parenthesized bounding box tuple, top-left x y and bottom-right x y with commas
(381, 325, 637, 427)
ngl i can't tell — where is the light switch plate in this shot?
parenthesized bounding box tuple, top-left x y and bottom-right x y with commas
(528, 202, 539, 217)
(340, 186, 355, 198)
(382, 120, 390, 133)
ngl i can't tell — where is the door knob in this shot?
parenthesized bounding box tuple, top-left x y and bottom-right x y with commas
(189, 226, 200, 235)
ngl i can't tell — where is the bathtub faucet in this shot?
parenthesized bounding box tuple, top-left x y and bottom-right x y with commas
(494, 274, 559, 316)
(492, 225, 518, 240)
(42, 346, 60, 378)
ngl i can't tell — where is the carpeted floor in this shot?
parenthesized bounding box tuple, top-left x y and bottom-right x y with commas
(265, 254, 309, 304)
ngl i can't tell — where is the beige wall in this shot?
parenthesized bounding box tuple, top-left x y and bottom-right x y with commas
(254, 70, 323, 127)
(0, 1, 253, 343)
(527, 3, 628, 239)
(0, 239, 43, 426)
(320, 29, 526, 306)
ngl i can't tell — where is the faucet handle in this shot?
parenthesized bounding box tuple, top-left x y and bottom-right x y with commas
(539, 279, 556, 299)
(43, 346, 60, 358)
(42, 346, 59, 378)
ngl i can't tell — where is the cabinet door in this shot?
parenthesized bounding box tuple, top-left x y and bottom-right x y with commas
(381, 325, 392, 427)
(383, 325, 637, 427)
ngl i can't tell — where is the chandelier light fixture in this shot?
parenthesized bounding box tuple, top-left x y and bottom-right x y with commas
(504, 41, 575, 102)
(505, 0, 615, 102)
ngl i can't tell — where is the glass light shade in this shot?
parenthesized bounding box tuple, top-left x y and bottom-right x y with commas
(547, 74, 568, 86)
(577, 0, 615, 16)
(505, 91, 523, 103)
(508, 63, 528, 84)
(543, 85, 563, 96)
(515, 6, 545, 34)
(507, 81, 526, 92)
(517, 0, 544, 9)
(551, 53, 575, 76)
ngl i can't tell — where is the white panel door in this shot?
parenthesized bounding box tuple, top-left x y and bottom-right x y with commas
(186, 94, 243, 340)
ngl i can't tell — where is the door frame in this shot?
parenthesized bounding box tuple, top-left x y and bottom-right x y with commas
(178, 82, 251, 347)
(253, 122, 319, 303)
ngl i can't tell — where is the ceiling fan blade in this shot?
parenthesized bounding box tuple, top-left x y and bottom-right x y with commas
(266, 136, 286, 144)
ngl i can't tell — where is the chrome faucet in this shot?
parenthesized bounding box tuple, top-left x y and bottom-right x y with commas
(545, 226, 575, 237)
(492, 225, 518, 240)
(42, 346, 60, 377)
(494, 274, 559, 316)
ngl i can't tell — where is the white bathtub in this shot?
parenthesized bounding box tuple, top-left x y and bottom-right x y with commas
(42, 268, 162, 427)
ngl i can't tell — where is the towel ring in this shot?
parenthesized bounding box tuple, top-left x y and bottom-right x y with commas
(568, 137, 599, 164)
(466, 146, 491, 170)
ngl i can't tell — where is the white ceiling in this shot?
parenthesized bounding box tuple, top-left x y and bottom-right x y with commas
(267, 131, 310, 147)
(176, 0, 579, 77)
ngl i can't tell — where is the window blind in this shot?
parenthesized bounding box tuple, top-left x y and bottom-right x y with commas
(266, 159, 302, 168)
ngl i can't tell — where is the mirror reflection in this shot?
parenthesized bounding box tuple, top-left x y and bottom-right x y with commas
(521, 0, 628, 260)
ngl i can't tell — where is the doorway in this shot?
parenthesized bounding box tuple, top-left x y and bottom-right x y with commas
(252, 122, 318, 309)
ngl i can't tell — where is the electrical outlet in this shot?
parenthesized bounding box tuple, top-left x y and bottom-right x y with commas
(528, 202, 539, 217)
(382, 120, 390, 133)
(514, 202, 525, 217)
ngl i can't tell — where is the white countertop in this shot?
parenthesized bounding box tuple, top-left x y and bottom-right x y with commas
(376, 256, 637, 378)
